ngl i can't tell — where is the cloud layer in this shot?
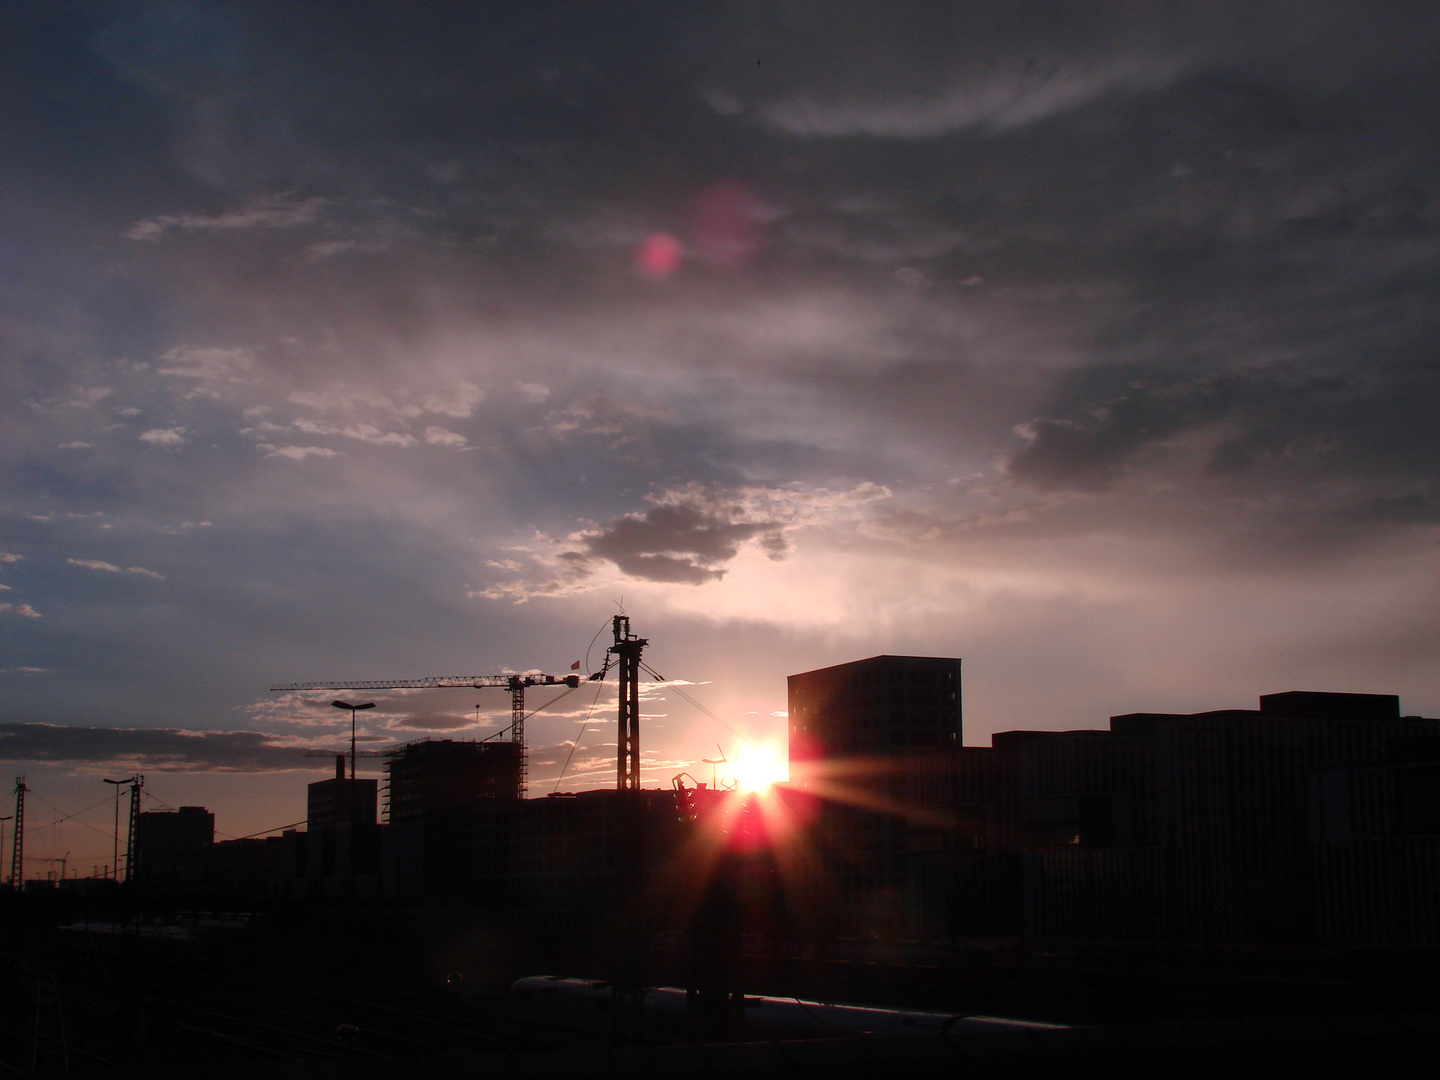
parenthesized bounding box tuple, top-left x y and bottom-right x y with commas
(3, 5, 1440, 856)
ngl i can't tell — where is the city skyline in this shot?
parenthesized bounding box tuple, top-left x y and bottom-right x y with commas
(4, 5, 1440, 860)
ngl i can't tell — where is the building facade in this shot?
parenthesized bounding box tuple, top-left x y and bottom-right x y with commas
(787, 655, 963, 934)
(788, 655, 962, 768)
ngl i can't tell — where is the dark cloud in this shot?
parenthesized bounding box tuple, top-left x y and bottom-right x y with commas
(1006, 377, 1232, 491)
(1344, 494, 1440, 526)
(0, 724, 303, 772)
(567, 501, 786, 584)
(388, 712, 486, 732)
(1004, 370, 1305, 491)
(1005, 359, 1440, 506)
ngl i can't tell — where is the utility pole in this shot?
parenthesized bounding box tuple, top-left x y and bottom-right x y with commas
(10, 777, 25, 888)
(330, 701, 375, 786)
(103, 777, 135, 881)
(610, 615, 648, 791)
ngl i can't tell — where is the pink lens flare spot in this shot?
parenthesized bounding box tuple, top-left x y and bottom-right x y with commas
(690, 178, 763, 270)
(635, 232, 683, 279)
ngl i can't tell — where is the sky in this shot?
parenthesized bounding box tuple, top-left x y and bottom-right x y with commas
(3, 2, 1440, 869)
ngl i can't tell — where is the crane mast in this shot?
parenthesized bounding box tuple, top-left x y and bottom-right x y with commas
(10, 777, 25, 888)
(126, 776, 143, 884)
(608, 616, 648, 792)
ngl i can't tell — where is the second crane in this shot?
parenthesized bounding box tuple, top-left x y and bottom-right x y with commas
(270, 672, 581, 797)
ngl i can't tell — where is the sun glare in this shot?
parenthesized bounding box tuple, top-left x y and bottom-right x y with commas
(729, 744, 788, 794)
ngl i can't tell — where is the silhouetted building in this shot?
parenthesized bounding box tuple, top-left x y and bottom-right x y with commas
(1310, 741, 1440, 948)
(1158, 692, 1435, 945)
(1019, 730, 1157, 848)
(905, 746, 1023, 937)
(1017, 729, 1169, 940)
(384, 738, 522, 893)
(871, 690, 1440, 948)
(207, 836, 282, 898)
(307, 754, 379, 829)
(135, 806, 213, 892)
(295, 754, 383, 893)
(277, 828, 309, 895)
(788, 655, 962, 767)
(385, 738, 522, 819)
(788, 656, 962, 935)
(472, 789, 697, 931)
(1003, 692, 1440, 946)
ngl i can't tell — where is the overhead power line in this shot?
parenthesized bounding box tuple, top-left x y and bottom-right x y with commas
(228, 819, 308, 841)
(552, 680, 608, 793)
(481, 685, 579, 742)
(638, 659, 757, 750)
(27, 792, 117, 841)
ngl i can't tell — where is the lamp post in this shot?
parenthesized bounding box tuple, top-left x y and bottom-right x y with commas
(0, 816, 10, 889)
(102, 777, 135, 880)
(331, 701, 375, 783)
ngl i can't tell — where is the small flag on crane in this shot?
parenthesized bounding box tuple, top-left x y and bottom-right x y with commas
(570, 660, 581, 670)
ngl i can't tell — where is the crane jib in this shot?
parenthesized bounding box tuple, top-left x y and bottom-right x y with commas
(268, 674, 582, 692)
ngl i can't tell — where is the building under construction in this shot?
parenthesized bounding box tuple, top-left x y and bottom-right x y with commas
(382, 738, 522, 894)
(384, 738, 523, 819)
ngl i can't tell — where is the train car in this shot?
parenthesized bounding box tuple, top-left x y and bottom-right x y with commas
(507, 975, 1068, 1041)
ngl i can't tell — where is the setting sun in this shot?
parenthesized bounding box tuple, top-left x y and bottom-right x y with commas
(728, 744, 789, 794)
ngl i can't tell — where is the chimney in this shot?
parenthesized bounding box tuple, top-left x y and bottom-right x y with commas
(335, 755, 345, 782)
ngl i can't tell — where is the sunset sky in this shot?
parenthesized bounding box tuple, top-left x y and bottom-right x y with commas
(4, 4, 1439, 866)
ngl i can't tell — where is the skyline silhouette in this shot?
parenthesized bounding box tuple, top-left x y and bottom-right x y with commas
(2, 649, 1436, 1069)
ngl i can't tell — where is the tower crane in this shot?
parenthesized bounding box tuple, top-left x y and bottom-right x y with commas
(270, 672, 581, 796)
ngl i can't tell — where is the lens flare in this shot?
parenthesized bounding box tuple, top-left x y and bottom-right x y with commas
(728, 744, 787, 793)
(634, 232, 683, 279)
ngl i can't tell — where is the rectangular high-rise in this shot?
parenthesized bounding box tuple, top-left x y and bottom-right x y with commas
(787, 654, 962, 767)
(786, 655, 962, 918)
(134, 805, 213, 891)
(307, 754, 379, 829)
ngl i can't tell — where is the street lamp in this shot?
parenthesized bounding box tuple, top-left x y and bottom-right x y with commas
(331, 701, 375, 783)
(103, 777, 136, 881)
